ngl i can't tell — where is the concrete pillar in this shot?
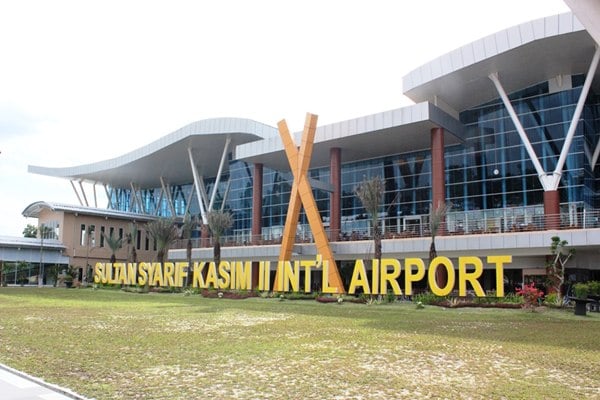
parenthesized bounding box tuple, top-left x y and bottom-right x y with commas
(544, 190, 561, 229)
(330, 147, 341, 241)
(431, 127, 446, 211)
(431, 127, 448, 289)
(252, 163, 263, 244)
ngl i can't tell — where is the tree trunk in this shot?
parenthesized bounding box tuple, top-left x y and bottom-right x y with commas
(214, 241, 221, 267)
(186, 239, 192, 287)
(373, 222, 382, 261)
(430, 240, 447, 291)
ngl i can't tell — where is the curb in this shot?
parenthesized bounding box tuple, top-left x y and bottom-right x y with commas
(0, 362, 93, 400)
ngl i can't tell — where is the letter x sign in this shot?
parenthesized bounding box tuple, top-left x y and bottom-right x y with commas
(275, 113, 345, 293)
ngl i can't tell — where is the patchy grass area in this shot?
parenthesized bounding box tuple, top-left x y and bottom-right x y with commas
(0, 288, 599, 399)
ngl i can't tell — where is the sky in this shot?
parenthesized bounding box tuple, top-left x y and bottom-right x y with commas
(0, 0, 571, 237)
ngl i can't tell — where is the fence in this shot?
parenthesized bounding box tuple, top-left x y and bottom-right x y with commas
(173, 207, 600, 249)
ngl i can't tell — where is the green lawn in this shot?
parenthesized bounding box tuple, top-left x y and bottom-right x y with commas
(0, 288, 599, 399)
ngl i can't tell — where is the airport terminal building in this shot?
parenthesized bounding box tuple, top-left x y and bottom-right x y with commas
(24, 12, 600, 290)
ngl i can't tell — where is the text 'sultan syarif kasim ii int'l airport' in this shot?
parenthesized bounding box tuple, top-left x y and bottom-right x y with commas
(15, 8, 600, 294)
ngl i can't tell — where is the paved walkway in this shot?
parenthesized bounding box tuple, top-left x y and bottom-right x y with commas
(0, 363, 90, 400)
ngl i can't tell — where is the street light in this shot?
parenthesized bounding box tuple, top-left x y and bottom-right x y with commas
(38, 224, 44, 287)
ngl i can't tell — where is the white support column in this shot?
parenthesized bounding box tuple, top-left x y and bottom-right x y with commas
(154, 188, 164, 216)
(187, 148, 208, 225)
(130, 182, 146, 214)
(554, 46, 600, 186)
(220, 179, 232, 212)
(184, 183, 195, 215)
(160, 177, 176, 217)
(489, 47, 599, 192)
(79, 181, 89, 207)
(128, 190, 135, 212)
(198, 176, 210, 210)
(488, 72, 551, 190)
(93, 183, 98, 208)
(70, 180, 84, 206)
(209, 136, 231, 211)
(104, 184, 112, 209)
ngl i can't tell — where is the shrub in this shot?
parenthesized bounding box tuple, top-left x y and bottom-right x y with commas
(588, 281, 600, 296)
(573, 283, 589, 299)
(385, 292, 397, 303)
(501, 293, 524, 304)
(516, 283, 544, 309)
(413, 291, 444, 305)
(544, 292, 562, 308)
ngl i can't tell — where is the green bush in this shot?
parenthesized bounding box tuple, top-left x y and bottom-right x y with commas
(385, 292, 397, 303)
(544, 292, 561, 307)
(284, 292, 318, 300)
(588, 281, 600, 296)
(573, 283, 589, 299)
(501, 293, 524, 304)
(413, 291, 444, 305)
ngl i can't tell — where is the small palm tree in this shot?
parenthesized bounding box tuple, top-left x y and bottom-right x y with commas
(103, 232, 123, 264)
(125, 223, 138, 265)
(147, 218, 179, 264)
(181, 214, 198, 287)
(207, 210, 234, 266)
(355, 177, 385, 262)
(429, 202, 449, 288)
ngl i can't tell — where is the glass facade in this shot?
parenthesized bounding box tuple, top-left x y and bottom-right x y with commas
(106, 75, 600, 240)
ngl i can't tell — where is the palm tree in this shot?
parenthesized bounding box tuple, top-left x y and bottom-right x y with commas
(355, 177, 385, 263)
(207, 210, 233, 266)
(429, 202, 449, 288)
(147, 218, 179, 264)
(181, 214, 198, 287)
(125, 223, 138, 265)
(103, 232, 123, 264)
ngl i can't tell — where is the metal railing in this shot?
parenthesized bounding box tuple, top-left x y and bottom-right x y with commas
(172, 207, 600, 249)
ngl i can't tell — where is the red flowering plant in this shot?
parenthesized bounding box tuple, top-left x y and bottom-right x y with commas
(516, 283, 544, 310)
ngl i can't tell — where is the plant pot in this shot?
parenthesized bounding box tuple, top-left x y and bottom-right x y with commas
(65, 281, 73, 288)
(573, 298, 590, 316)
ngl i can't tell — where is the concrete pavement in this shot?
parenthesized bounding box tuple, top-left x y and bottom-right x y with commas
(0, 363, 90, 400)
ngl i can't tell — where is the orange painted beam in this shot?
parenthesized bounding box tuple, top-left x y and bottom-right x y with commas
(274, 113, 345, 293)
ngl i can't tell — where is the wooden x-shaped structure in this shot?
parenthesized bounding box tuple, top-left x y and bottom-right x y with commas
(274, 113, 345, 293)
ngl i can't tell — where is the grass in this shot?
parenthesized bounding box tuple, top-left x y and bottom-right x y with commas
(0, 288, 599, 399)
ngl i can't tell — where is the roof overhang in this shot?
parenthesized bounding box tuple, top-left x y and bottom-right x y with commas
(403, 13, 598, 112)
(235, 102, 465, 171)
(28, 118, 278, 188)
(22, 201, 158, 221)
(0, 235, 66, 250)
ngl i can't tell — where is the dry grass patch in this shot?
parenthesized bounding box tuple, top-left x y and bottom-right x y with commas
(0, 288, 598, 399)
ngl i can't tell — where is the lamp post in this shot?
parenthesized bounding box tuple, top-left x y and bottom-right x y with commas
(38, 224, 44, 287)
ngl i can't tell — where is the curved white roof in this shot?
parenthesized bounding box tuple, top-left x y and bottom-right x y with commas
(22, 201, 158, 221)
(403, 12, 597, 112)
(236, 102, 466, 171)
(28, 117, 278, 188)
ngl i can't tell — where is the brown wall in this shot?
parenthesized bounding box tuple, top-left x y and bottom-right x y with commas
(38, 210, 158, 270)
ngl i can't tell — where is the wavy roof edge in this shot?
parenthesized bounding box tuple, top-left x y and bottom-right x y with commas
(402, 12, 585, 94)
(28, 117, 278, 179)
(22, 201, 158, 221)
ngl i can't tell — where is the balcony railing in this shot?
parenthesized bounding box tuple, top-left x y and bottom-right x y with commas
(172, 207, 600, 249)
